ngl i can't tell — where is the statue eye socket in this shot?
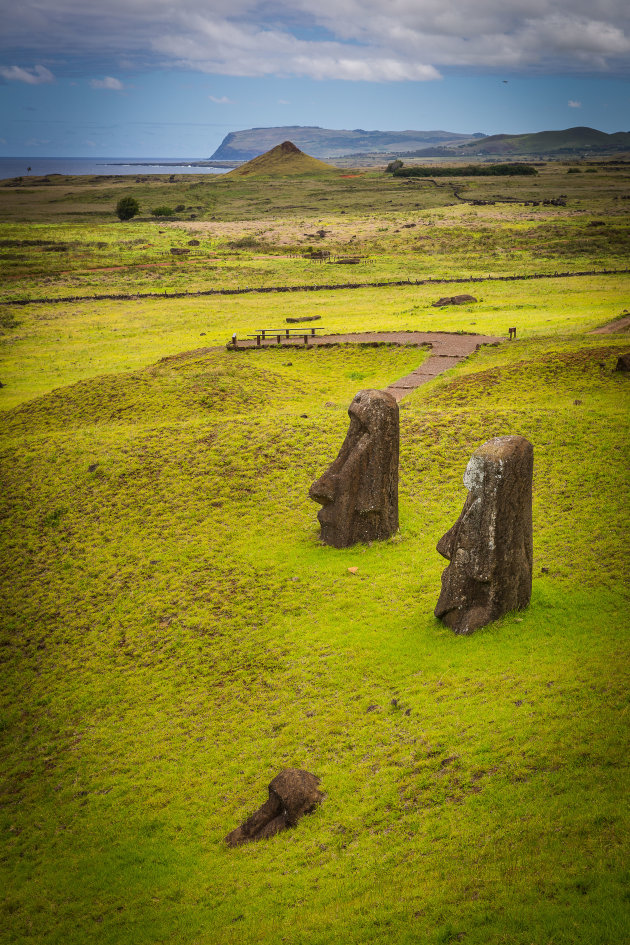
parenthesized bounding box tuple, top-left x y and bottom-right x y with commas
(350, 416, 368, 435)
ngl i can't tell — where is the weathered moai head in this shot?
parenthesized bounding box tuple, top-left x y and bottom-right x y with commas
(225, 769, 323, 847)
(309, 389, 399, 548)
(435, 435, 534, 634)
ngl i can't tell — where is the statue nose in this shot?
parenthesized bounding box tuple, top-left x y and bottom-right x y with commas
(309, 472, 336, 505)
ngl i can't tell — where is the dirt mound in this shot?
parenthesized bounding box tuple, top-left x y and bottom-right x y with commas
(226, 141, 335, 178)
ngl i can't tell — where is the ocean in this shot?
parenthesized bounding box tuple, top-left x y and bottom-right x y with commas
(0, 157, 231, 179)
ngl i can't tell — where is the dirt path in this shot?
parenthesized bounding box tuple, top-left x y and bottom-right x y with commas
(590, 313, 630, 334)
(230, 329, 504, 401)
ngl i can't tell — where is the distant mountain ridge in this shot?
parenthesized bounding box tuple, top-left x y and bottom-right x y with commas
(211, 125, 630, 162)
(210, 126, 485, 161)
(414, 127, 630, 158)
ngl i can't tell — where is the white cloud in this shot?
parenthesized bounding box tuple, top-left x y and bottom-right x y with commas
(90, 76, 124, 90)
(208, 94, 234, 103)
(0, 2, 629, 81)
(568, 99, 582, 107)
(154, 20, 440, 81)
(0, 64, 54, 84)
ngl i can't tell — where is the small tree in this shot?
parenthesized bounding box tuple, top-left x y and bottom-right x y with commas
(115, 196, 140, 221)
(386, 159, 403, 173)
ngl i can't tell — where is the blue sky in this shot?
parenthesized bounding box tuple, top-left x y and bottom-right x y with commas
(1, 1, 628, 156)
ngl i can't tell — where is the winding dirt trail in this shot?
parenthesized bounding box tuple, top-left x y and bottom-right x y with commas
(229, 329, 504, 401)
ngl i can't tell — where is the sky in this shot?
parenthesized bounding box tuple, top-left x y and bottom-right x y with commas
(0, 0, 628, 157)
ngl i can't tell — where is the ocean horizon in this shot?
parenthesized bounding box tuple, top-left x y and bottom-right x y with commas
(0, 156, 231, 179)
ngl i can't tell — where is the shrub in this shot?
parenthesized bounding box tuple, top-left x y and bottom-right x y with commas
(393, 163, 538, 178)
(174, 204, 185, 212)
(115, 196, 140, 221)
(386, 159, 403, 173)
(228, 235, 259, 249)
(151, 206, 174, 217)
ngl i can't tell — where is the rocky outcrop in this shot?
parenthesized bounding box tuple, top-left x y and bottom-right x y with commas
(432, 295, 477, 307)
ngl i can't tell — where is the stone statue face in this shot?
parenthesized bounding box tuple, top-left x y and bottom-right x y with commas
(309, 389, 399, 548)
(435, 435, 533, 634)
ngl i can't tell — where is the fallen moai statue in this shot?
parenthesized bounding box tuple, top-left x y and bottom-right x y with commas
(432, 294, 477, 307)
(309, 389, 399, 548)
(435, 435, 534, 634)
(225, 769, 323, 847)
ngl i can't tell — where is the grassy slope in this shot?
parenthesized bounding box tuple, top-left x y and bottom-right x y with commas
(1, 274, 628, 411)
(1, 334, 629, 945)
(461, 127, 630, 155)
(1, 165, 629, 945)
(225, 143, 334, 178)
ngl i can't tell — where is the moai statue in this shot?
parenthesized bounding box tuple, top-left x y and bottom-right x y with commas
(225, 769, 323, 847)
(435, 435, 533, 634)
(309, 389, 399, 548)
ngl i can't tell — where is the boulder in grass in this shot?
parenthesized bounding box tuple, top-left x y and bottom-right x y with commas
(615, 352, 630, 372)
(432, 294, 477, 307)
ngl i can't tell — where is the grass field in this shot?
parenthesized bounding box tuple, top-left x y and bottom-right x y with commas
(1, 160, 629, 945)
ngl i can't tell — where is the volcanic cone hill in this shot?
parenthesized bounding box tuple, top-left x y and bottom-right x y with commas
(225, 140, 335, 178)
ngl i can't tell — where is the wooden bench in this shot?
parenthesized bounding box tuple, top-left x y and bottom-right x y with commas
(244, 326, 328, 346)
(258, 326, 326, 338)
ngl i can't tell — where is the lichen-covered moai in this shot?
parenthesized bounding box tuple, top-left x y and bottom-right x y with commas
(435, 435, 534, 634)
(225, 769, 323, 847)
(309, 389, 399, 548)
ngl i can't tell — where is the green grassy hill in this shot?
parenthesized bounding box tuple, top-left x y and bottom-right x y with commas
(1, 162, 629, 945)
(458, 126, 630, 156)
(1, 324, 629, 945)
(225, 141, 335, 178)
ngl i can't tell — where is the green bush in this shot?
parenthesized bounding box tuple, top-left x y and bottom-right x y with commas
(228, 235, 260, 249)
(151, 206, 174, 217)
(115, 196, 140, 221)
(393, 163, 538, 178)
